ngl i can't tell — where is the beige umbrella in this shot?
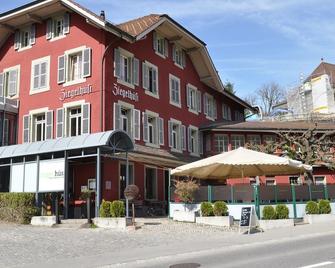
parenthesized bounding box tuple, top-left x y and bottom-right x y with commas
(171, 147, 312, 179)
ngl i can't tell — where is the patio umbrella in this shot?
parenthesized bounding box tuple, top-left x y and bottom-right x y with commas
(171, 147, 312, 179)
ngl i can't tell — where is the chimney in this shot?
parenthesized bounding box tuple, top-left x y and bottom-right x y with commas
(321, 57, 324, 62)
(100, 10, 105, 21)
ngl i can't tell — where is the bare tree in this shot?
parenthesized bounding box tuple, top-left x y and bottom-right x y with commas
(243, 94, 258, 107)
(257, 82, 285, 116)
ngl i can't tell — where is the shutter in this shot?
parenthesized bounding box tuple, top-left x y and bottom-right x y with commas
(132, 58, 139, 86)
(56, 108, 64, 138)
(40, 62, 47, 88)
(133, 109, 140, 140)
(114, 48, 121, 78)
(182, 50, 186, 68)
(113, 103, 121, 130)
(23, 115, 30, 143)
(177, 124, 182, 151)
(181, 125, 186, 151)
(63, 13, 70, 34)
(45, 111, 53, 140)
(8, 69, 18, 97)
(14, 31, 20, 50)
(57, 55, 66, 84)
(46, 19, 53, 40)
(213, 99, 217, 119)
(82, 103, 90, 134)
(164, 39, 169, 57)
(197, 90, 201, 113)
(152, 68, 157, 94)
(172, 45, 176, 62)
(154, 117, 159, 145)
(142, 62, 149, 90)
(0, 73, 3, 97)
(143, 113, 148, 142)
(158, 117, 164, 145)
(153, 31, 157, 51)
(228, 107, 231, 120)
(33, 63, 40, 90)
(199, 131, 203, 155)
(186, 86, 190, 108)
(187, 127, 192, 152)
(30, 24, 36, 45)
(168, 121, 173, 148)
(204, 94, 208, 115)
(82, 48, 91, 78)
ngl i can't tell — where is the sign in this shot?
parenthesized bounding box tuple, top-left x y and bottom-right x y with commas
(59, 85, 93, 101)
(239, 206, 258, 234)
(39, 159, 65, 192)
(112, 83, 139, 102)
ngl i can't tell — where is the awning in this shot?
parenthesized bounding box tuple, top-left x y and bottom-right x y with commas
(0, 130, 134, 159)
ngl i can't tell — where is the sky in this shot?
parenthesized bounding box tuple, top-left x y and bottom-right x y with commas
(2, 0, 335, 99)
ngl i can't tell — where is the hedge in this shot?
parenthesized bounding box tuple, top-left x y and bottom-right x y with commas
(305, 201, 319, 215)
(213, 201, 228, 216)
(200, 202, 214, 216)
(318, 200, 331, 214)
(262, 205, 276, 220)
(0, 193, 38, 224)
(275, 204, 289, 219)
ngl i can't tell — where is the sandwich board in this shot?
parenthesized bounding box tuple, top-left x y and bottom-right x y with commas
(239, 206, 259, 234)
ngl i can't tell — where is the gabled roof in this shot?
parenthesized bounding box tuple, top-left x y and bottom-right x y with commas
(118, 14, 162, 37)
(305, 61, 335, 86)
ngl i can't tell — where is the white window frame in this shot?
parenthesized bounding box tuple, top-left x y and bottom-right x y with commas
(154, 32, 167, 59)
(173, 45, 185, 69)
(2, 65, 20, 99)
(289, 176, 301, 185)
(187, 84, 199, 114)
(17, 26, 32, 52)
(119, 101, 134, 138)
(247, 135, 261, 145)
(265, 178, 276, 186)
(204, 93, 215, 120)
(144, 165, 158, 201)
(189, 125, 200, 157)
(119, 161, 135, 200)
(144, 110, 160, 148)
(143, 61, 159, 99)
(48, 14, 68, 42)
(169, 118, 182, 153)
(214, 134, 229, 153)
(63, 100, 85, 137)
(63, 46, 87, 87)
(231, 134, 245, 150)
(29, 107, 49, 143)
(314, 176, 326, 185)
(169, 74, 181, 108)
(116, 47, 135, 89)
(30, 56, 50, 95)
(222, 104, 232, 120)
(263, 135, 276, 143)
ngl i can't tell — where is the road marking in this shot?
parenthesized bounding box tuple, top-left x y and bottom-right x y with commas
(299, 261, 334, 268)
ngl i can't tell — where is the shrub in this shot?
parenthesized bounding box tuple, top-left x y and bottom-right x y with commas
(0, 193, 38, 224)
(213, 201, 228, 216)
(99, 199, 111, 217)
(275, 204, 289, 219)
(200, 202, 213, 216)
(319, 199, 331, 214)
(110, 200, 125, 217)
(305, 201, 319, 214)
(262, 205, 276, 220)
(174, 179, 199, 204)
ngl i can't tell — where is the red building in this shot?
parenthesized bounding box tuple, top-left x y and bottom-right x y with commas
(0, 0, 253, 216)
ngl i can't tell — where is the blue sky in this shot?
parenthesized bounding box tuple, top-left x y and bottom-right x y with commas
(2, 0, 335, 99)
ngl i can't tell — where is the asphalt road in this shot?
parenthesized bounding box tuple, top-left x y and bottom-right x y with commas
(119, 232, 335, 268)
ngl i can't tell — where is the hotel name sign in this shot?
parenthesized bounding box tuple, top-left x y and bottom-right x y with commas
(112, 83, 139, 102)
(59, 85, 93, 101)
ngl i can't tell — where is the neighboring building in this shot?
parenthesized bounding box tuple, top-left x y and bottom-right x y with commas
(0, 0, 253, 216)
(201, 120, 335, 185)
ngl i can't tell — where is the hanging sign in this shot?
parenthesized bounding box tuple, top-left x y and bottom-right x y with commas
(59, 85, 93, 101)
(113, 83, 139, 102)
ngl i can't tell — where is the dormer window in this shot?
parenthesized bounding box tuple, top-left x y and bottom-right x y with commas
(46, 13, 70, 41)
(153, 31, 168, 58)
(172, 45, 186, 68)
(14, 24, 36, 51)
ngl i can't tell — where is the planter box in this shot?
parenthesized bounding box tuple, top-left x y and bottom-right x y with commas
(304, 214, 335, 224)
(173, 210, 196, 223)
(93, 217, 132, 230)
(196, 216, 233, 227)
(31, 216, 57, 227)
(259, 219, 294, 230)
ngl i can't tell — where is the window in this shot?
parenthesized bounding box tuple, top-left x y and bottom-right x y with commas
(231, 135, 245, 150)
(169, 74, 181, 107)
(113, 102, 140, 140)
(56, 103, 90, 138)
(0, 66, 20, 99)
(250, 178, 256, 185)
(143, 111, 164, 147)
(188, 125, 201, 155)
(172, 45, 186, 68)
(119, 162, 134, 199)
(234, 110, 244, 121)
(58, 46, 91, 85)
(153, 31, 168, 58)
(263, 135, 276, 143)
(114, 47, 139, 88)
(247, 135, 261, 145)
(266, 178, 276, 186)
(14, 24, 35, 51)
(222, 104, 232, 120)
(168, 119, 185, 152)
(145, 167, 157, 200)
(23, 110, 53, 143)
(289, 176, 300, 185)
(142, 61, 158, 97)
(214, 134, 228, 153)
(30, 56, 50, 94)
(314, 176, 326, 185)
(204, 93, 217, 120)
(46, 13, 70, 40)
(186, 84, 201, 114)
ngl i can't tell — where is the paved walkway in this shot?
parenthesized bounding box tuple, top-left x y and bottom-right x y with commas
(1, 219, 335, 268)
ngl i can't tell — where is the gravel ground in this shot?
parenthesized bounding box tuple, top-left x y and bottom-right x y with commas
(0, 219, 239, 267)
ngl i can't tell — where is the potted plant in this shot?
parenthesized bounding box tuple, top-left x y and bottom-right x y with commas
(172, 178, 199, 222)
(259, 204, 294, 230)
(196, 201, 233, 227)
(80, 189, 93, 223)
(304, 200, 335, 224)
